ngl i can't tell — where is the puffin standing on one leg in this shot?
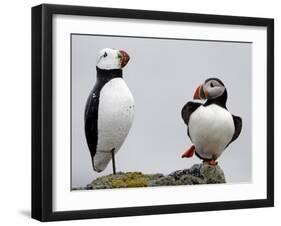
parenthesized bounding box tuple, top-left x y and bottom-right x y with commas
(84, 48, 134, 174)
(181, 78, 242, 165)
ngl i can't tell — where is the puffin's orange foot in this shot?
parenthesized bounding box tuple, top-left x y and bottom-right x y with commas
(203, 159, 218, 166)
(181, 145, 195, 158)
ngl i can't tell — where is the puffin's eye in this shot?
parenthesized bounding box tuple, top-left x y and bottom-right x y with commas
(103, 52, 107, 57)
(210, 82, 214, 88)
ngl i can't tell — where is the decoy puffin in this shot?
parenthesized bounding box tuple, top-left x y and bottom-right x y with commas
(84, 48, 134, 173)
(181, 78, 242, 165)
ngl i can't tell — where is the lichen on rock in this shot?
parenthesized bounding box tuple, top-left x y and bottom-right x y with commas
(86, 172, 164, 189)
(78, 163, 226, 190)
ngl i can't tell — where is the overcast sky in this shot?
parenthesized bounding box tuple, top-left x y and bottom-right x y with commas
(71, 34, 252, 189)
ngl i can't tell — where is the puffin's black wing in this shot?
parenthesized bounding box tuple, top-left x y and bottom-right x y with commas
(226, 115, 242, 147)
(181, 101, 202, 125)
(84, 92, 99, 166)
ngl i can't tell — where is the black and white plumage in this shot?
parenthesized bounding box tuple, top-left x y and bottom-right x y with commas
(84, 48, 134, 173)
(181, 78, 242, 165)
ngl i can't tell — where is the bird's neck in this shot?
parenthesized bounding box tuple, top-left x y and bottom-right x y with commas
(204, 90, 228, 108)
(96, 67, 123, 83)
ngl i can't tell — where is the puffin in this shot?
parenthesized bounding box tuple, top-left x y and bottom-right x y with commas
(181, 78, 242, 165)
(84, 48, 134, 173)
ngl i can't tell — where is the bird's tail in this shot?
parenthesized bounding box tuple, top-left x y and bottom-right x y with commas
(92, 151, 112, 172)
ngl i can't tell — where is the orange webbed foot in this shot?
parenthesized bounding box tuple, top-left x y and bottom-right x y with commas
(181, 145, 195, 158)
(203, 159, 218, 166)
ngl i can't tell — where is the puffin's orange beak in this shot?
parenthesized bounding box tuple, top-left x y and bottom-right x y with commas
(193, 85, 207, 100)
(119, 50, 130, 68)
(193, 85, 202, 100)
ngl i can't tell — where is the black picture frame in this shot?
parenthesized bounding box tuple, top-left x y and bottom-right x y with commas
(32, 3, 274, 222)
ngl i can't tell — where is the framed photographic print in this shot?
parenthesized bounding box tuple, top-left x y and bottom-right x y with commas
(31, 4, 274, 221)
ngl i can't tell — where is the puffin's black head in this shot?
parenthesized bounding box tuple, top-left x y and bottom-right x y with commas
(96, 48, 130, 70)
(193, 78, 226, 101)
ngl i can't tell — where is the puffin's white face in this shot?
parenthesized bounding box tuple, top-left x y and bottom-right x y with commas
(203, 79, 225, 99)
(96, 48, 130, 70)
(193, 78, 226, 100)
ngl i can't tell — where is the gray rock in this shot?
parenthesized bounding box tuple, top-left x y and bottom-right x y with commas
(74, 163, 226, 190)
(149, 163, 225, 186)
(149, 176, 176, 186)
(200, 164, 226, 184)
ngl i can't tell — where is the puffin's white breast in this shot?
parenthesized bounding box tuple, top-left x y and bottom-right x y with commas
(94, 78, 135, 171)
(189, 104, 234, 159)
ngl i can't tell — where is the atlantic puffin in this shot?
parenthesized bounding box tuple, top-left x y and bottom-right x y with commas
(84, 48, 134, 173)
(181, 78, 242, 165)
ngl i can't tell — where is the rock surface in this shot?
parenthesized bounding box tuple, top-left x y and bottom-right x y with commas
(151, 163, 226, 186)
(74, 163, 226, 190)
